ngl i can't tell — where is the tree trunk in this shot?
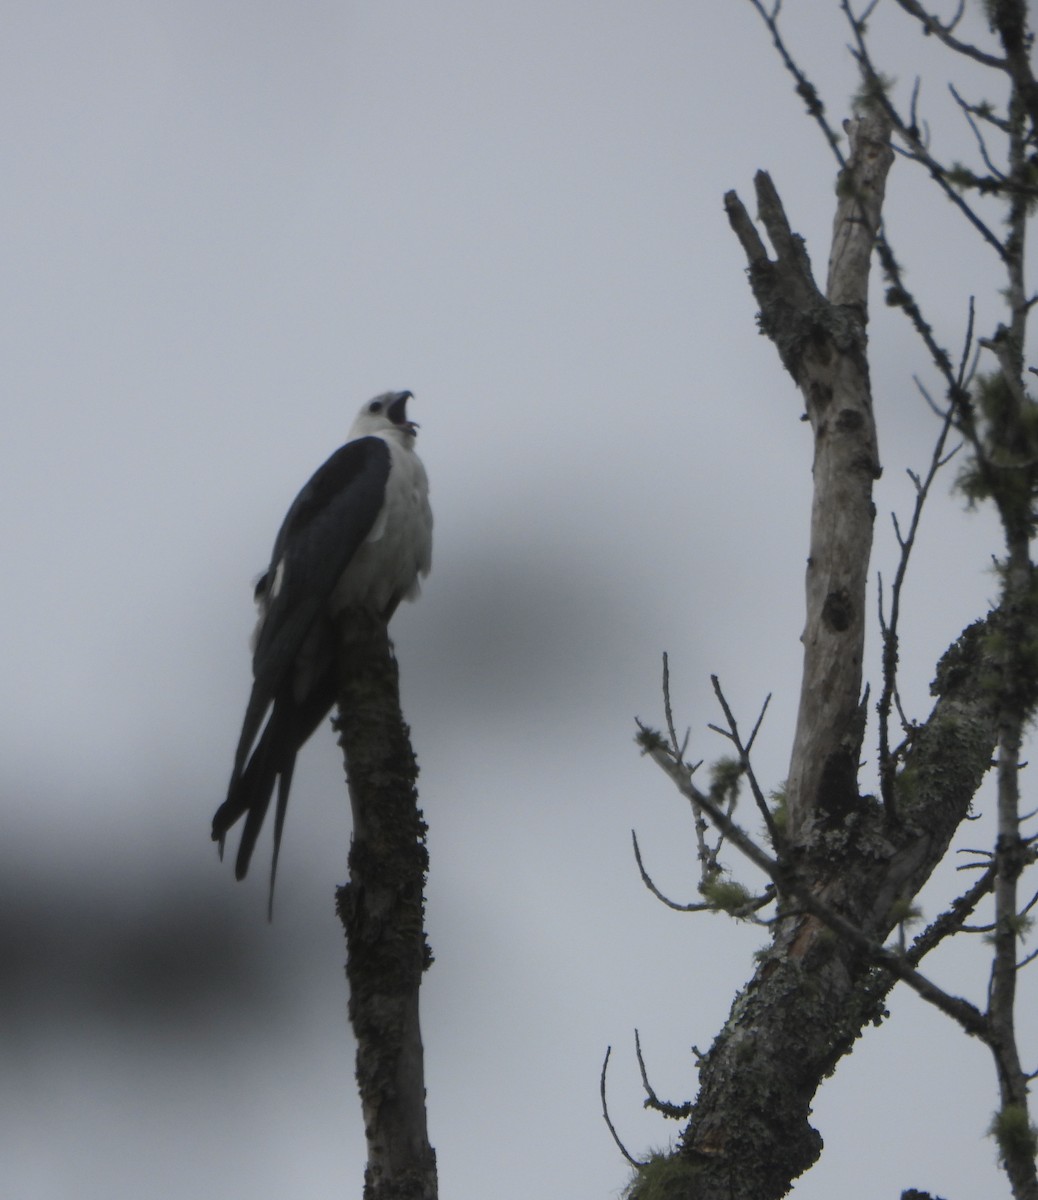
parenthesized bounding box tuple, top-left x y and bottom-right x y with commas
(333, 610, 437, 1200)
(668, 618, 999, 1200)
(726, 113, 890, 845)
(649, 113, 1003, 1200)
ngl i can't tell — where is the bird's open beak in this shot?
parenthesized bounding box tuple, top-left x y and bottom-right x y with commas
(387, 390, 418, 433)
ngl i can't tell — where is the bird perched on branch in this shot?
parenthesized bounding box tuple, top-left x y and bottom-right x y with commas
(212, 390, 432, 907)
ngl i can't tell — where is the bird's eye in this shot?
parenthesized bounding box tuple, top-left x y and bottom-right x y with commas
(368, 400, 381, 414)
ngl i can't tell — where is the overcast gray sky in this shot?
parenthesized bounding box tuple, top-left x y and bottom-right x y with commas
(2, 3, 1033, 1198)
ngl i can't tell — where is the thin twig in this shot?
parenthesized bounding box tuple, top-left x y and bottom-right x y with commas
(634, 1029, 694, 1120)
(950, 83, 1009, 180)
(1019, 887, 1038, 918)
(709, 676, 780, 844)
(890, 0, 1006, 70)
(661, 654, 713, 880)
(745, 0, 846, 166)
(877, 364, 965, 813)
(600, 1046, 645, 1169)
(631, 829, 712, 914)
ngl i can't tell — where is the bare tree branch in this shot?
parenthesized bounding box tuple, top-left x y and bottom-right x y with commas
(635, 1029, 694, 1120)
(840, 0, 1009, 259)
(877, 306, 971, 813)
(333, 612, 437, 1200)
(745, 0, 847, 164)
(639, 717, 991, 1040)
(706, 677, 778, 843)
(600, 1047, 645, 1169)
(727, 112, 890, 843)
(631, 829, 713, 913)
(890, 0, 1006, 70)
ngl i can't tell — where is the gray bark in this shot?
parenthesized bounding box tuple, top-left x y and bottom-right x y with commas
(333, 610, 437, 1200)
(726, 114, 890, 845)
(642, 114, 1006, 1200)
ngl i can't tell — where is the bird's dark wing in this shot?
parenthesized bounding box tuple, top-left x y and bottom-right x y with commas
(214, 437, 391, 896)
(230, 437, 391, 779)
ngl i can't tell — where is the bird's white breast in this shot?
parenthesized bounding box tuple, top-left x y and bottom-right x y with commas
(329, 435, 432, 617)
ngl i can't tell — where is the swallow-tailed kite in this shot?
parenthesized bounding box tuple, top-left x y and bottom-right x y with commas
(212, 390, 432, 905)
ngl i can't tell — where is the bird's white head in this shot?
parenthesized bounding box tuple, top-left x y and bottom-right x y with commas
(348, 390, 419, 443)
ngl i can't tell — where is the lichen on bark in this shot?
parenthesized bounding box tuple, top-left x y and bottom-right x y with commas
(333, 610, 437, 1200)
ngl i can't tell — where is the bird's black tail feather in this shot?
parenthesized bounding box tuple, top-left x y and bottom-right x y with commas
(212, 668, 337, 911)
